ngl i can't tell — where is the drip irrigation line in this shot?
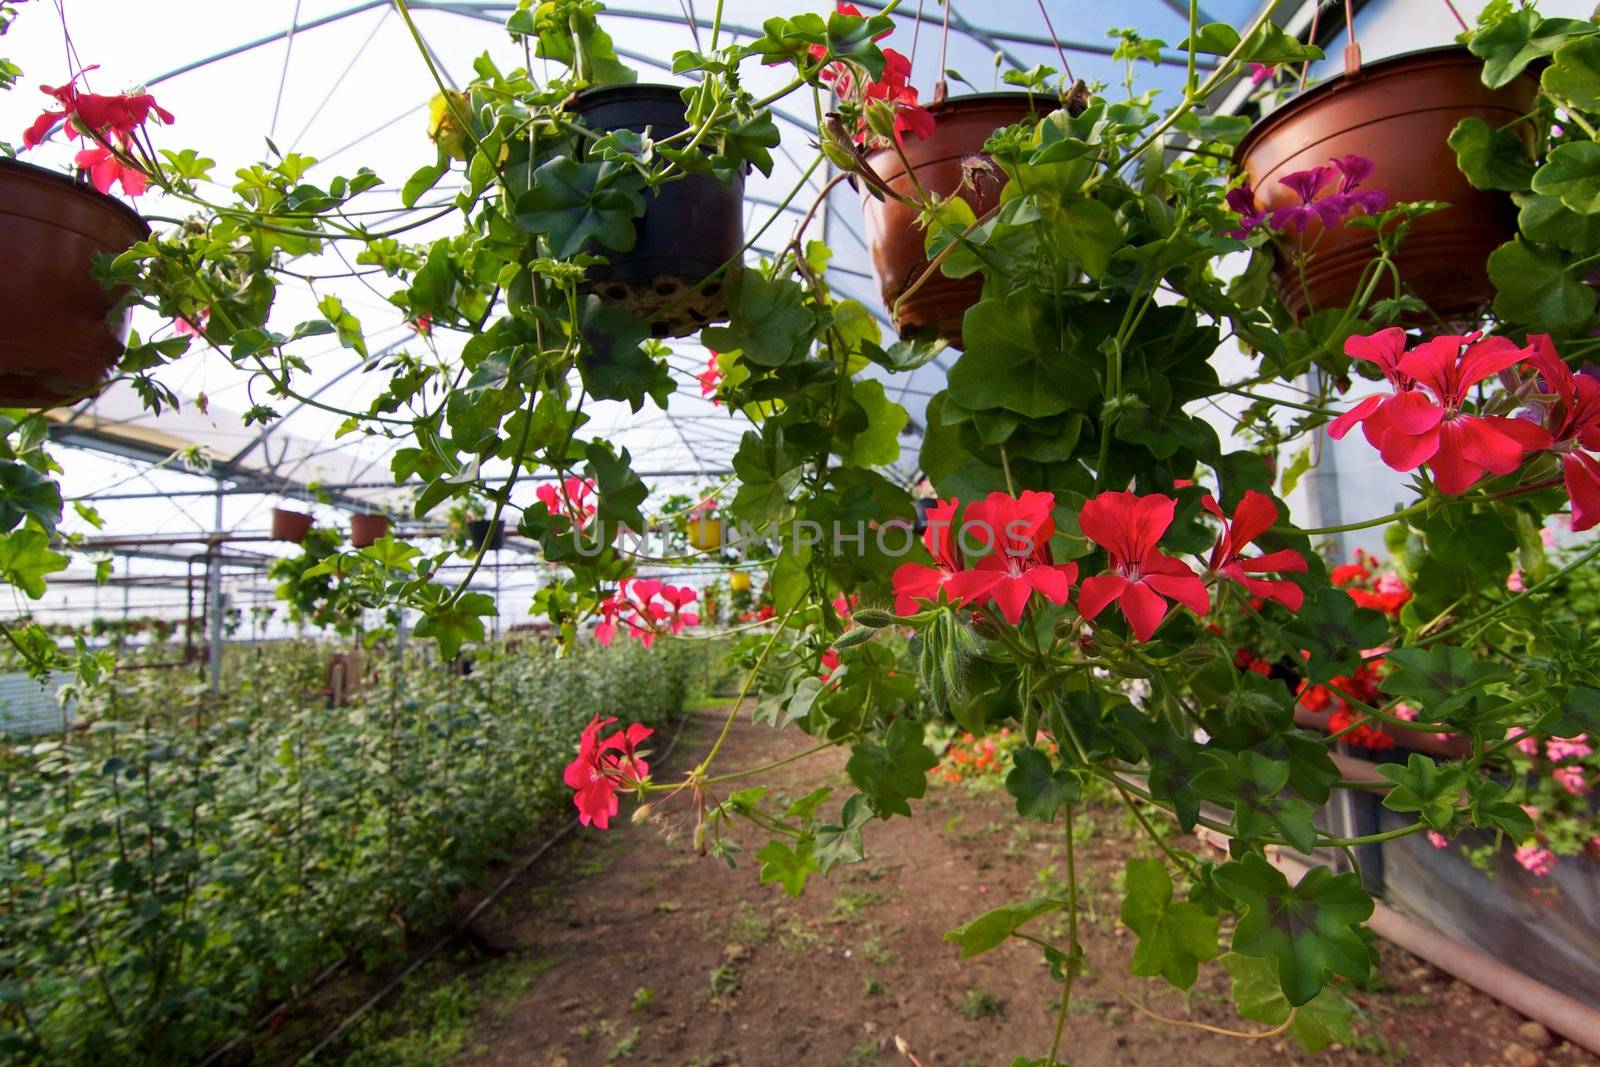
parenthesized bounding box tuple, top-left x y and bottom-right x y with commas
(288, 702, 699, 1065)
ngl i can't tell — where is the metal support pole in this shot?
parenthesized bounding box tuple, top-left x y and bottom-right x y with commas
(208, 482, 225, 695)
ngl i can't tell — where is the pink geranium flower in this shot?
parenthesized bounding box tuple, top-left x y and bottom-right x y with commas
(1555, 766, 1589, 796)
(1076, 491, 1210, 642)
(1201, 490, 1307, 611)
(1515, 844, 1557, 877)
(563, 715, 653, 829)
(944, 491, 1078, 625)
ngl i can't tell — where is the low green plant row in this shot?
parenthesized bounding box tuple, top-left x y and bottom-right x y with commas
(0, 637, 691, 1065)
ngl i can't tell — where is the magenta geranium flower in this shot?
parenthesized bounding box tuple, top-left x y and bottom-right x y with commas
(944, 490, 1078, 625)
(1224, 182, 1268, 240)
(1076, 491, 1209, 642)
(1332, 330, 1552, 494)
(1525, 334, 1600, 531)
(563, 715, 653, 829)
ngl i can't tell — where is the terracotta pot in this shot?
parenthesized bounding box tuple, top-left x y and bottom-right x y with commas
(571, 85, 746, 339)
(1236, 46, 1538, 322)
(270, 508, 314, 543)
(0, 158, 149, 407)
(349, 514, 389, 548)
(861, 94, 1044, 348)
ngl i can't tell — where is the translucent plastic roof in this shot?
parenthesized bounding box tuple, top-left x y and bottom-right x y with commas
(0, 0, 1266, 622)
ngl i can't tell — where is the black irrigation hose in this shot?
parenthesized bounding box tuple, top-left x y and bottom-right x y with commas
(289, 705, 698, 1065)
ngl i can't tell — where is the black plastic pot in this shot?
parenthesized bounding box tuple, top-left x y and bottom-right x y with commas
(467, 518, 505, 552)
(570, 85, 746, 338)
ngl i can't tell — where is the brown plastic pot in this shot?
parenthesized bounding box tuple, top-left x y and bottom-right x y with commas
(0, 158, 149, 407)
(861, 94, 1043, 348)
(270, 508, 314, 543)
(1236, 46, 1538, 322)
(349, 514, 389, 548)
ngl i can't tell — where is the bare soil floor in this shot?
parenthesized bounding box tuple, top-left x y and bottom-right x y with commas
(286, 706, 1600, 1067)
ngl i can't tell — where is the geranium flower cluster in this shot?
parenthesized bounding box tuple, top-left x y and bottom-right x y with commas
(23, 68, 174, 195)
(563, 715, 653, 828)
(1500, 726, 1598, 877)
(535, 476, 596, 529)
(934, 728, 1037, 785)
(1226, 154, 1388, 240)
(595, 578, 698, 648)
(1298, 659, 1395, 751)
(815, 3, 933, 146)
(891, 488, 1305, 643)
(1331, 330, 1600, 527)
(1330, 550, 1413, 616)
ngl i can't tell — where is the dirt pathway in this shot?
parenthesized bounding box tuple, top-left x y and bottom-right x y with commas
(364, 706, 1597, 1067)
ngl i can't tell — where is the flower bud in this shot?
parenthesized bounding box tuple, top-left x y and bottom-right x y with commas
(833, 626, 875, 649)
(852, 608, 896, 629)
(631, 802, 656, 825)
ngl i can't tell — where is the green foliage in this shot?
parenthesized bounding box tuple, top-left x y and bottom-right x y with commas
(1213, 854, 1374, 1007)
(0, 638, 689, 1064)
(1120, 858, 1220, 989)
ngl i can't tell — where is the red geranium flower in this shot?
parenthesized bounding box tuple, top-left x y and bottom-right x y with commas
(892, 497, 965, 615)
(1332, 329, 1551, 493)
(1076, 491, 1209, 642)
(1525, 333, 1600, 531)
(699, 350, 723, 405)
(944, 490, 1078, 625)
(1201, 490, 1306, 611)
(74, 144, 147, 196)
(563, 715, 653, 829)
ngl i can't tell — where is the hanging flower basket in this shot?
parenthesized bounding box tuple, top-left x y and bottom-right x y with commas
(860, 94, 1041, 348)
(467, 518, 504, 551)
(569, 85, 746, 339)
(1236, 46, 1538, 321)
(686, 515, 723, 552)
(270, 508, 315, 543)
(0, 158, 149, 407)
(349, 514, 390, 548)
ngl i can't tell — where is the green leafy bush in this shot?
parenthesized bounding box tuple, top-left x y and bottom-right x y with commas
(0, 637, 689, 1064)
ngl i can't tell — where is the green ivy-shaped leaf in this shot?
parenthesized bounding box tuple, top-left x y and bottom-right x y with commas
(1448, 117, 1535, 193)
(1213, 853, 1375, 1007)
(1221, 952, 1355, 1053)
(1004, 745, 1081, 823)
(1120, 858, 1220, 989)
(1377, 753, 1467, 831)
(413, 591, 496, 660)
(1193, 751, 1318, 853)
(1470, 9, 1592, 88)
(0, 460, 61, 533)
(845, 718, 938, 818)
(1542, 34, 1600, 111)
(0, 529, 66, 600)
(1382, 645, 1510, 722)
(1489, 237, 1596, 331)
(948, 291, 1084, 419)
(700, 269, 818, 367)
(514, 156, 645, 258)
(1532, 142, 1600, 214)
(757, 838, 817, 897)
